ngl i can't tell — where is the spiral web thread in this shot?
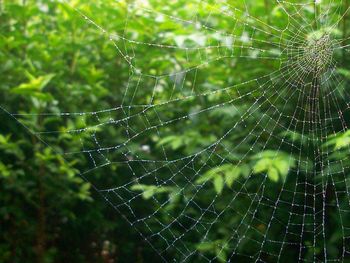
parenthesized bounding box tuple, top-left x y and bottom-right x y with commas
(7, 0, 350, 262)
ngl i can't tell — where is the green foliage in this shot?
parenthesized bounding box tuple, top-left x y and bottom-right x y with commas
(11, 73, 55, 101)
(0, 1, 157, 262)
(196, 240, 229, 263)
(1, 0, 350, 262)
(325, 130, 350, 150)
(196, 163, 250, 194)
(252, 151, 295, 182)
(131, 184, 176, 200)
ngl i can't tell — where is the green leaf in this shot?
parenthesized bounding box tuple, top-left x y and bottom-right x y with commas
(78, 183, 92, 201)
(11, 73, 55, 94)
(157, 135, 183, 150)
(196, 242, 215, 251)
(0, 162, 10, 177)
(131, 184, 155, 199)
(213, 176, 224, 194)
(337, 68, 350, 79)
(253, 159, 271, 173)
(268, 167, 279, 182)
(216, 248, 227, 263)
(225, 167, 240, 187)
(142, 189, 156, 200)
(253, 151, 294, 182)
(196, 170, 217, 184)
(273, 159, 290, 177)
(0, 134, 11, 144)
(131, 184, 174, 200)
(335, 136, 350, 149)
(240, 164, 251, 178)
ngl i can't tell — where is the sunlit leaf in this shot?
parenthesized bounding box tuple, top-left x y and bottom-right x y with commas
(214, 175, 224, 194)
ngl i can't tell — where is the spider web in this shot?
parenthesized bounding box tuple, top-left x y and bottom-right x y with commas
(6, 0, 350, 262)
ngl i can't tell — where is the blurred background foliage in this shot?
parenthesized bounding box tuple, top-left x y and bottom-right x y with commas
(1, 0, 350, 262)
